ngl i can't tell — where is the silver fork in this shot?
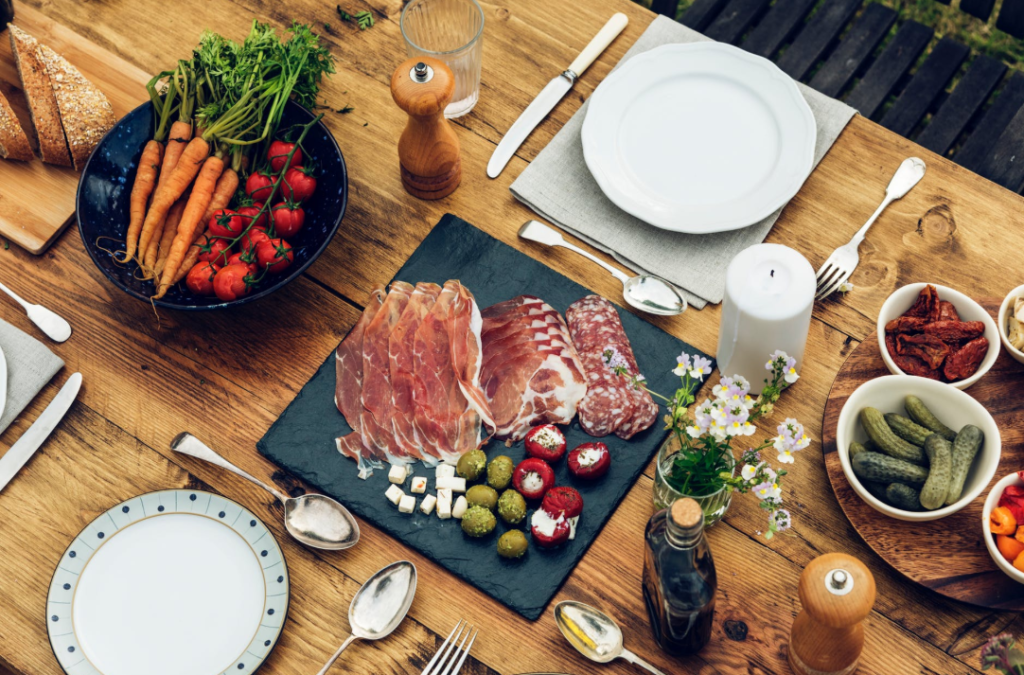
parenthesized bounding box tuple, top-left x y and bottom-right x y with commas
(421, 620, 478, 675)
(815, 157, 927, 301)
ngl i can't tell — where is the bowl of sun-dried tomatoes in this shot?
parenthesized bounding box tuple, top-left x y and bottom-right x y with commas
(877, 283, 999, 389)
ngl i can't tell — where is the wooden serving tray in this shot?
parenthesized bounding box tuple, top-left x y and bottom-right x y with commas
(822, 299, 1024, 610)
(0, 4, 148, 254)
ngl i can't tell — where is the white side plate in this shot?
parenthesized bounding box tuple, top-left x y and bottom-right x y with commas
(581, 42, 817, 234)
(47, 490, 289, 675)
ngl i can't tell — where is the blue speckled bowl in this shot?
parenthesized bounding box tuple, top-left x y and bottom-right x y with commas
(77, 102, 347, 310)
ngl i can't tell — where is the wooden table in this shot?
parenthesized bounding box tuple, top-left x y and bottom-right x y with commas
(0, 1, 1020, 674)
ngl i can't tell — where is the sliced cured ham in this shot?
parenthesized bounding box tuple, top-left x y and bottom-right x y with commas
(335, 286, 386, 478)
(389, 282, 442, 464)
(412, 280, 495, 463)
(480, 296, 587, 441)
(567, 295, 658, 439)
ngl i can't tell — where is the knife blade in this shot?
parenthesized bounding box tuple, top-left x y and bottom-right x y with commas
(0, 344, 7, 420)
(0, 372, 82, 493)
(487, 12, 629, 179)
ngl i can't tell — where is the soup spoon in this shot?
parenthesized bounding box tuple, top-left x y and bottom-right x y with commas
(170, 432, 360, 550)
(316, 560, 418, 675)
(518, 220, 687, 316)
(554, 601, 667, 675)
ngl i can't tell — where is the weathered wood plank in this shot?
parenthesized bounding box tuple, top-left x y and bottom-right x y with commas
(961, 0, 996, 21)
(997, 0, 1024, 39)
(680, 0, 731, 31)
(916, 55, 1006, 157)
(741, 0, 818, 60)
(650, 0, 682, 18)
(704, 0, 772, 45)
(844, 20, 933, 119)
(976, 103, 1024, 192)
(808, 3, 896, 98)
(879, 37, 969, 136)
(775, 0, 863, 81)
(955, 72, 1024, 173)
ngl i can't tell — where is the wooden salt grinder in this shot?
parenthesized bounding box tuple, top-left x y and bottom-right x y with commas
(789, 553, 876, 675)
(391, 57, 461, 200)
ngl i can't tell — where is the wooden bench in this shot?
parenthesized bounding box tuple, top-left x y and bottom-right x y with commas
(646, 0, 1024, 193)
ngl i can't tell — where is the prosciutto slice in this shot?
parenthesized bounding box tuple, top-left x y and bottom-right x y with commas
(389, 282, 442, 464)
(480, 296, 587, 441)
(412, 280, 495, 463)
(335, 286, 386, 478)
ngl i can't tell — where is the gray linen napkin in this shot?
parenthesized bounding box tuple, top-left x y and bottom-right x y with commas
(511, 15, 857, 309)
(0, 318, 64, 435)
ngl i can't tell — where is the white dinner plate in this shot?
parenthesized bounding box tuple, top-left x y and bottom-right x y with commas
(47, 490, 289, 675)
(581, 42, 817, 234)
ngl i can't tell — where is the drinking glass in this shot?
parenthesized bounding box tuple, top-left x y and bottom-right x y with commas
(400, 0, 484, 118)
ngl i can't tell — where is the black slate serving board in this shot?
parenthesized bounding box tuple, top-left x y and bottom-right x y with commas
(257, 214, 713, 620)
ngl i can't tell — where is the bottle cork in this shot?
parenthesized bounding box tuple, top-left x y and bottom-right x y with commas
(788, 553, 876, 675)
(390, 56, 461, 200)
(671, 498, 703, 529)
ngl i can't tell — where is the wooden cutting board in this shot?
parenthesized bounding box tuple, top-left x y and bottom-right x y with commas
(822, 299, 1024, 611)
(0, 3, 149, 254)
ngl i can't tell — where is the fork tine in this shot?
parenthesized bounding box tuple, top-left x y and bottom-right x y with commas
(815, 259, 836, 282)
(815, 263, 841, 289)
(446, 629, 478, 675)
(816, 270, 850, 301)
(439, 626, 475, 675)
(422, 621, 465, 675)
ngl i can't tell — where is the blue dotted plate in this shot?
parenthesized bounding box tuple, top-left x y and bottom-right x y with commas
(46, 490, 290, 675)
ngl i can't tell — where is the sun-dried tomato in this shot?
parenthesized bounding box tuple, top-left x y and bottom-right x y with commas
(938, 301, 960, 322)
(922, 320, 985, 342)
(943, 337, 989, 381)
(1000, 485, 1024, 524)
(886, 316, 929, 333)
(897, 333, 950, 370)
(905, 285, 941, 321)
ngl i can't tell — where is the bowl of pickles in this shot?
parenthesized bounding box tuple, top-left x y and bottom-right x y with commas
(999, 284, 1024, 365)
(836, 375, 1001, 522)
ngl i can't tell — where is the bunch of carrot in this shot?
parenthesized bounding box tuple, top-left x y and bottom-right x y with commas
(117, 21, 334, 300)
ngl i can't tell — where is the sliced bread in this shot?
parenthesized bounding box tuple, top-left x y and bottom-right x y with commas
(0, 88, 33, 161)
(7, 24, 70, 167)
(37, 42, 116, 171)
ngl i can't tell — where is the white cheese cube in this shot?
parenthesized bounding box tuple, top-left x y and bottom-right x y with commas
(385, 485, 404, 506)
(420, 494, 437, 515)
(568, 516, 579, 540)
(437, 489, 453, 519)
(452, 495, 468, 519)
(436, 464, 456, 480)
(398, 495, 416, 514)
(410, 477, 427, 494)
(388, 464, 408, 485)
(436, 476, 466, 493)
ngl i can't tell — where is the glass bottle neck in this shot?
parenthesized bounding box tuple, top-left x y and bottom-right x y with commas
(665, 515, 704, 549)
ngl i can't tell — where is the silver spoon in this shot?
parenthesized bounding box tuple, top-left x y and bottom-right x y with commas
(518, 220, 687, 316)
(170, 432, 360, 550)
(554, 601, 667, 675)
(316, 560, 418, 675)
(0, 281, 71, 342)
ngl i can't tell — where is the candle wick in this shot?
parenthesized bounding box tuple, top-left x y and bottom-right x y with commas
(771, 269, 775, 278)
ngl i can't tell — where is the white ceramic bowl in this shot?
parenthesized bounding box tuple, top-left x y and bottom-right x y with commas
(836, 375, 1001, 522)
(983, 473, 1024, 584)
(876, 282, 1000, 390)
(998, 284, 1024, 365)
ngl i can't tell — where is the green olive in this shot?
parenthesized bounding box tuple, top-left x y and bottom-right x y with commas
(497, 489, 527, 525)
(461, 505, 496, 538)
(487, 455, 514, 490)
(497, 530, 528, 559)
(466, 485, 499, 511)
(457, 450, 487, 481)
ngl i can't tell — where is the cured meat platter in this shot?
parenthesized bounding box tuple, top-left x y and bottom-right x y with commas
(822, 300, 1024, 611)
(258, 214, 712, 620)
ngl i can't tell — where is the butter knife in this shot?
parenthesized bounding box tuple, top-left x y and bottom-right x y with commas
(0, 372, 82, 492)
(486, 13, 628, 179)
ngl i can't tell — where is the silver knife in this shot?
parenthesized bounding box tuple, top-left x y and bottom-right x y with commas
(487, 13, 629, 179)
(0, 372, 82, 492)
(0, 344, 7, 420)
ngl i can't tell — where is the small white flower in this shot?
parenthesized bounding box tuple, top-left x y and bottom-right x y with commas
(776, 448, 795, 464)
(838, 281, 854, 294)
(672, 364, 688, 377)
(784, 366, 800, 384)
(741, 464, 758, 481)
(685, 425, 703, 438)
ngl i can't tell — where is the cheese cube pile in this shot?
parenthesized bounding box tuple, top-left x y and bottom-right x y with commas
(384, 461, 473, 521)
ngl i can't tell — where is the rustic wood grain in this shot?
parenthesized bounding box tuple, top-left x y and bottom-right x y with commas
(822, 300, 1024, 611)
(0, 0, 1022, 673)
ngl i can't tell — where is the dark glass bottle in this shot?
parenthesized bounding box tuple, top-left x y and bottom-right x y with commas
(0, 1, 13, 27)
(642, 497, 717, 656)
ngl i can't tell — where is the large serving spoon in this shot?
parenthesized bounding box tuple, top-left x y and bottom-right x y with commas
(518, 220, 687, 316)
(170, 432, 360, 550)
(316, 560, 418, 675)
(554, 601, 667, 675)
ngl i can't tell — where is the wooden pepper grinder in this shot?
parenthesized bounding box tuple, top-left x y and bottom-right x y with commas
(391, 57, 461, 200)
(789, 553, 876, 675)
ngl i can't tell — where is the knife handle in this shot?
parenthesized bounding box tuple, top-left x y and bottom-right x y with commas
(568, 13, 629, 78)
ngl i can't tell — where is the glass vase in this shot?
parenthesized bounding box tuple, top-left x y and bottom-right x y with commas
(652, 433, 736, 527)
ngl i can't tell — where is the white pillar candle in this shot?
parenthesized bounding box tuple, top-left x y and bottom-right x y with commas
(716, 244, 815, 394)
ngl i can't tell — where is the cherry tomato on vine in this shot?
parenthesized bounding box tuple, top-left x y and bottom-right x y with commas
(197, 234, 232, 267)
(237, 202, 268, 231)
(185, 262, 220, 296)
(271, 201, 305, 238)
(256, 238, 294, 274)
(226, 251, 258, 275)
(245, 170, 276, 202)
(280, 167, 316, 202)
(213, 264, 253, 302)
(267, 140, 303, 172)
(240, 226, 270, 252)
(208, 209, 243, 238)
